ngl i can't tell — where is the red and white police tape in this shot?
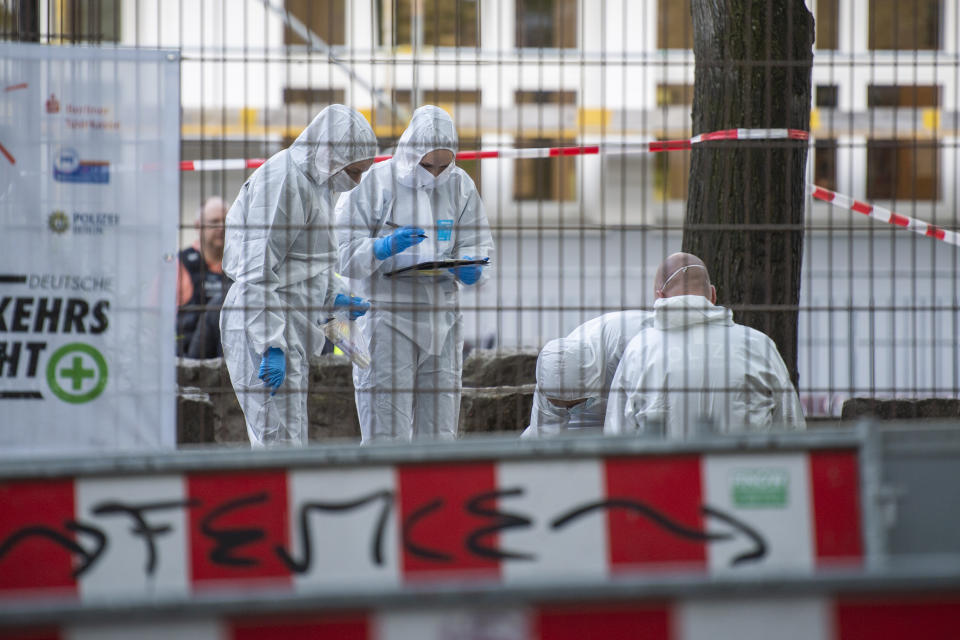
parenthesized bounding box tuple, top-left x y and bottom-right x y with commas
(179, 126, 958, 247)
(177, 127, 810, 171)
(809, 184, 960, 247)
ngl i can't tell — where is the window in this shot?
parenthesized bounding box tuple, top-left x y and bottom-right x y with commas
(515, 90, 577, 106)
(53, 0, 120, 43)
(867, 85, 940, 108)
(813, 140, 838, 191)
(868, 0, 940, 50)
(657, 0, 692, 50)
(515, 0, 577, 49)
(284, 0, 344, 46)
(866, 140, 939, 201)
(393, 89, 482, 110)
(653, 140, 689, 201)
(512, 91, 576, 201)
(514, 137, 576, 202)
(379, 0, 478, 48)
(282, 88, 346, 105)
(815, 85, 839, 108)
(816, 0, 839, 50)
(656, 84, 694, 107)
(1, 4, 16, 39)
(384, 89, 482, 129)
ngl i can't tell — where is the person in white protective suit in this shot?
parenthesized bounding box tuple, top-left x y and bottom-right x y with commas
(335, 105, 495, 442)
(605, 252, 805, 437)
(521, 310, 653, 438)
(220, 105, 378, 447)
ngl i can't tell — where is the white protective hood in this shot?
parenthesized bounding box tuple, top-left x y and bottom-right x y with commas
(288, 104, 378, 187)
(652, 294, 734, 331)
(393, 105, 458, 187)
(605, 295, 806, 437)
(536, 337, 602, 400)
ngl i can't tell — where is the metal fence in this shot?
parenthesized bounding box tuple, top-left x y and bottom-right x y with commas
(4, 0, 959, 438)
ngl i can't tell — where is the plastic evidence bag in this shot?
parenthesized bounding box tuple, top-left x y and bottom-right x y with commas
(321, 312, 371, 369)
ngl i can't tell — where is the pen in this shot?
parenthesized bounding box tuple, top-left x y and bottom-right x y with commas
(385, 220, 428, 238)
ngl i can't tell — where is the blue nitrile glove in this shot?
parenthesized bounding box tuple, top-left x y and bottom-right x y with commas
(334, 293, 371, 320)
(449, 256, 483, 285)
(258, 347, 286, 396)
(373, 226, 427, 260)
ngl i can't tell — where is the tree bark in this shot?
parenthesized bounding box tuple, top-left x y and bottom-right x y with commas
(15, 0, 39, 42)
(683, 0, 814, 389)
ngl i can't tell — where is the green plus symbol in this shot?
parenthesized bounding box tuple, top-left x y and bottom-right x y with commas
(46, 343, 108, 404)
(61, 356, 96, 390)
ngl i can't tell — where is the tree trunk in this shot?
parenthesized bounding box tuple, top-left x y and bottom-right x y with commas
(16, 0, 39, 42)
(683, 0, 814, 389)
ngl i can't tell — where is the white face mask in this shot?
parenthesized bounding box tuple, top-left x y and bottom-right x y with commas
(329, 170, 360, 193)
(401, 162, 455, 190)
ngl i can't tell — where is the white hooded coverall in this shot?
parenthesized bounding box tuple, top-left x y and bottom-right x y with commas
(335, 106, 495, 441)
(604, 295, 806, 437)
(220, 105, 377, 447)
(522, 310, 653, 437)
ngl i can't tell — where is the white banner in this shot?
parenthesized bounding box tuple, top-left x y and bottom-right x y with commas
(0, 44, 180, 451)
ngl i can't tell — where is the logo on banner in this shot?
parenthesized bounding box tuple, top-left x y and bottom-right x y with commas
(46, 93, 61, 114)
(731, 468, 789, 508)
(46, 342, 108, 403)
(53, 147, 110, 184)
(48, 210, 121, 235)
(48, 211, 70, 234)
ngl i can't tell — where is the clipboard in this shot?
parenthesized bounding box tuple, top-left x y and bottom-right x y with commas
(384, 257, 490, 277)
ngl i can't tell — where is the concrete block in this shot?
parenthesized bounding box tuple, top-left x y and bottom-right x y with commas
(177, 388, 215, 445)
(460, 385, 535, 435)
(462, 349, 539, 388)
(841, 398, 960, 421)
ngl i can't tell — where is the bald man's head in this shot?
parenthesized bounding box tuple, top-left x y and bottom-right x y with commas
(654, 252, 716, 303)
(196, 196, 228, 259)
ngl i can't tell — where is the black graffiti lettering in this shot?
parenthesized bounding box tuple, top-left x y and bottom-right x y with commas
(66, 520, 109, 577)
(551, 499, 726, 541)
(275, 490, 394, 573)
(551, 499, 768, 566)
(0, 487, 772, 581)
(700, 505, 767, 565)
(200, 492, 269, 567)
(464, 488, 534, 561)
(402, 498, 453, 563)
(63, 298, 89, 334)
(0, 520, 107, 579)
(92, 499, 198, 575)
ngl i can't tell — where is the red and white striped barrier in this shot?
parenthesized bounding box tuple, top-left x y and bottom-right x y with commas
(178, 127, 809, 171)
(0, 449, 861, 602)
(809, 184, 960, 247)
(5, 593, 960, 639)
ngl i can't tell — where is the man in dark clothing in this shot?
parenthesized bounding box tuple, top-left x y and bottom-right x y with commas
(176, 196, 232, 358)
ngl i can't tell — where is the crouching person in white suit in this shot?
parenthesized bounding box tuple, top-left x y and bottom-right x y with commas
(605, 252, 805, 438)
